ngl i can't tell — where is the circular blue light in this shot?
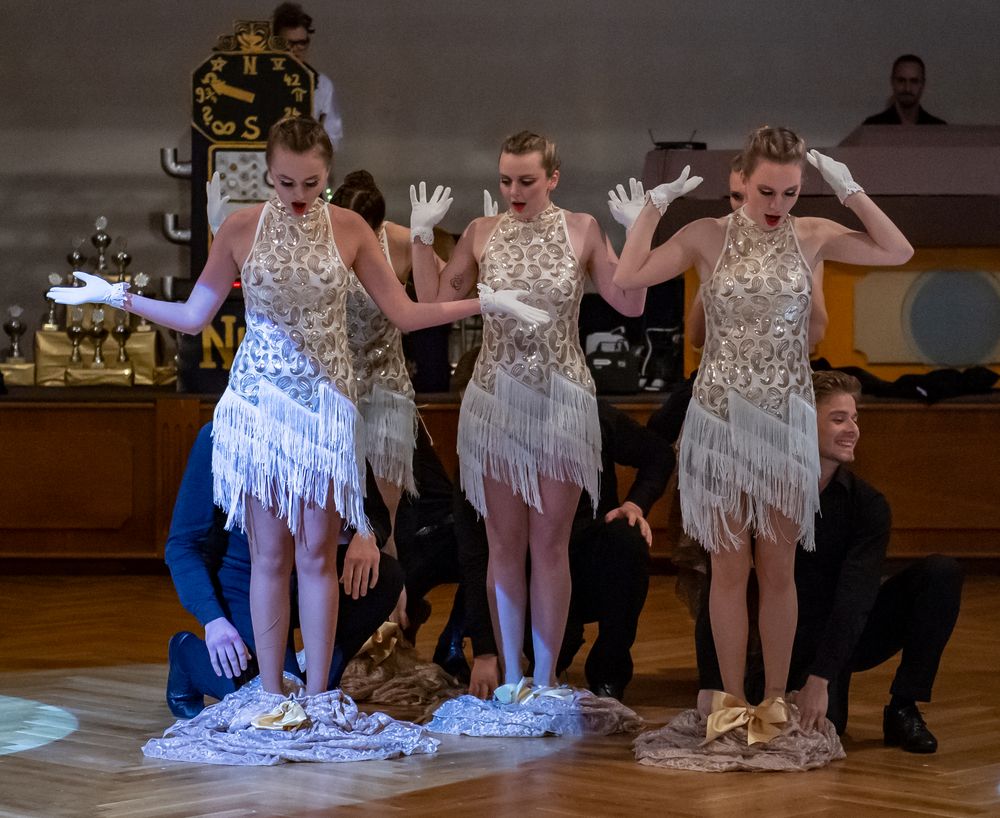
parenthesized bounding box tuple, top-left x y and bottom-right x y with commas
(905, 271, 1000, 366)
(0, 695, 78, 756)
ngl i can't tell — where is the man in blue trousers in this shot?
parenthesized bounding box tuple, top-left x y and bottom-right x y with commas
(163, 422, 402, 717)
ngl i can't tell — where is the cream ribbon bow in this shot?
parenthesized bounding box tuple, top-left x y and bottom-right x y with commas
(250, 699, 310, 731)
(358, 621, 404, 666)
(702, 691, 789, 746)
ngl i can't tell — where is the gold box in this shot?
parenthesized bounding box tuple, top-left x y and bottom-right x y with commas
(0, 361, 36, 386)
(34, 329, 157, 386)
(64, 366, 134, 387)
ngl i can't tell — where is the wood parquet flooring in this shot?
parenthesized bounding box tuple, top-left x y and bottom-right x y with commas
(0, 573, 997, 817)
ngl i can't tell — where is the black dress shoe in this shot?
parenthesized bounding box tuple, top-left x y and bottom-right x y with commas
(433, 639, 471, 685)
(166, 632, 205, 719)
(883, 703, 938, 753)
(591, 682, 625, 701)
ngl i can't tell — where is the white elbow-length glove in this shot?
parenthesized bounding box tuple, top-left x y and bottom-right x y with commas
(409, 181, 453, 245)
(477, 283, 551, 328)
(806, 149, 864, 204)
(646, 165, 703, 214)
(608, 177, 647, 230)
(206, 171, 231, 236)
(483, 189, 499, 217)
(47, 271, 129, 309)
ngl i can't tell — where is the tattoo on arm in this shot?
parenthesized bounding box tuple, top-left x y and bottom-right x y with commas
(450, 273, 464, 291)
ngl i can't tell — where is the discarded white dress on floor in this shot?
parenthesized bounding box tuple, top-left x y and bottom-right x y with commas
(141, 677, 438, 766)
(427, 688, 642, 738)
(680, 207, 820, 551)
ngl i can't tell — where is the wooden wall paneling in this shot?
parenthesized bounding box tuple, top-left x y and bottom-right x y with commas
(153, 397, 204, 556)
(853, 402, 1000, 557)
(0, 401, 157, 558)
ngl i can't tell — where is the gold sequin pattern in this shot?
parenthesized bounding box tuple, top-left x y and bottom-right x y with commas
(230, 198, 355, 409)
(471, 205, 593, 395)
(694, 208, 813, 419)
(344, 227, 414, 402)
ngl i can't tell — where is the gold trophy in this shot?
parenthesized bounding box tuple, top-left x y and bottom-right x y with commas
(89, 308, 109, 368)
(43, 273, 62, 331)
(133, 272, 152, 332)
(66, 307, 86, 366)
(67, 241, 86, 285)
(112, 310, 132, 363)
(91, 217, 111, 273)
(114, 242, 132, 283)
(2, 305, 26, 361)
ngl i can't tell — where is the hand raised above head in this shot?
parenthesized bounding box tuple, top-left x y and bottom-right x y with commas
(206, 171, 231, 236)
(647, 165, 703, 214)
(608, 177, 646, 230)
(409, 181, 453, 245)
(806, 150, 864, 204)
(483, 189, 499, 217)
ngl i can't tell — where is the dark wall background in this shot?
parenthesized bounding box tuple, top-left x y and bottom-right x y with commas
(2, 1, 997, 350)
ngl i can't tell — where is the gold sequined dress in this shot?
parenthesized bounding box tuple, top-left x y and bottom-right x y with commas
(212, 197, 367, 539)
(680, 207, 820, 552)
(458, 204, 601, 516)
(344, 227, 417, 495)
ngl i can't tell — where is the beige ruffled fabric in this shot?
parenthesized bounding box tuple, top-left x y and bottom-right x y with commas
(339, 622, 466, 708)
(634, 702, 844, 772)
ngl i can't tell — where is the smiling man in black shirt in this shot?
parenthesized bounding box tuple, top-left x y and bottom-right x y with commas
(696, 370, 963, 752)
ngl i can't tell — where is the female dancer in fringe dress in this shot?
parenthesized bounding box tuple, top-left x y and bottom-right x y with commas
(48, 117, 547, 708)
(611, 127, 912, 730)
(330, 169, 442, 628)
(330, 172, 419, 543)
(409, 131, 647, 700)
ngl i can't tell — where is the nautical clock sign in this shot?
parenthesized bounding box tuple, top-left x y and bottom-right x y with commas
(189, 19, 315, 272)
(179, 19, 315, 393)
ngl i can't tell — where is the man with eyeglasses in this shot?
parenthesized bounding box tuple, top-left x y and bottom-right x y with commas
(272, 3, 344, 150)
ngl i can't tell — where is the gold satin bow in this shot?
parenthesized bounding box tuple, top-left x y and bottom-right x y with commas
(250, 699, 310, 731)
(359, 621, 403, 666)
(702, 692, 789, 746)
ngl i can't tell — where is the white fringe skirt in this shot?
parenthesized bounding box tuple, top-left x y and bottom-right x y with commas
(457, 369, 601, 517)
(678, 390, 820, 552)
(358, 383, 418, 498)
(212, 378, 368, 540)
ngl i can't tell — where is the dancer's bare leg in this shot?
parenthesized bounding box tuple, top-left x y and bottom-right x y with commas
(755, 507, 800, 701)
(527, 477, 581, 688)
(245, 498, 295, 694)
(483, 477, 529, 686)
(708, 514, 752, 700)
(297, 501, 343, 696)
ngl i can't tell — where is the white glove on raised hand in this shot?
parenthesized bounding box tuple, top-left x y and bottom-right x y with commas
(806, 149, 864, 204)
(647, 165, 703, 214)
(409, 181, 453, 245)
(608, 177, 647, 230)
(206, 171, 231, 236)
(46, 271, 129, 308)
(483, 189, 498, 217)
(477, 283, 551, 328)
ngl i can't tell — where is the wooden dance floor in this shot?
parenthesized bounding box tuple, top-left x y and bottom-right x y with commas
(0, 572, 998, 817)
